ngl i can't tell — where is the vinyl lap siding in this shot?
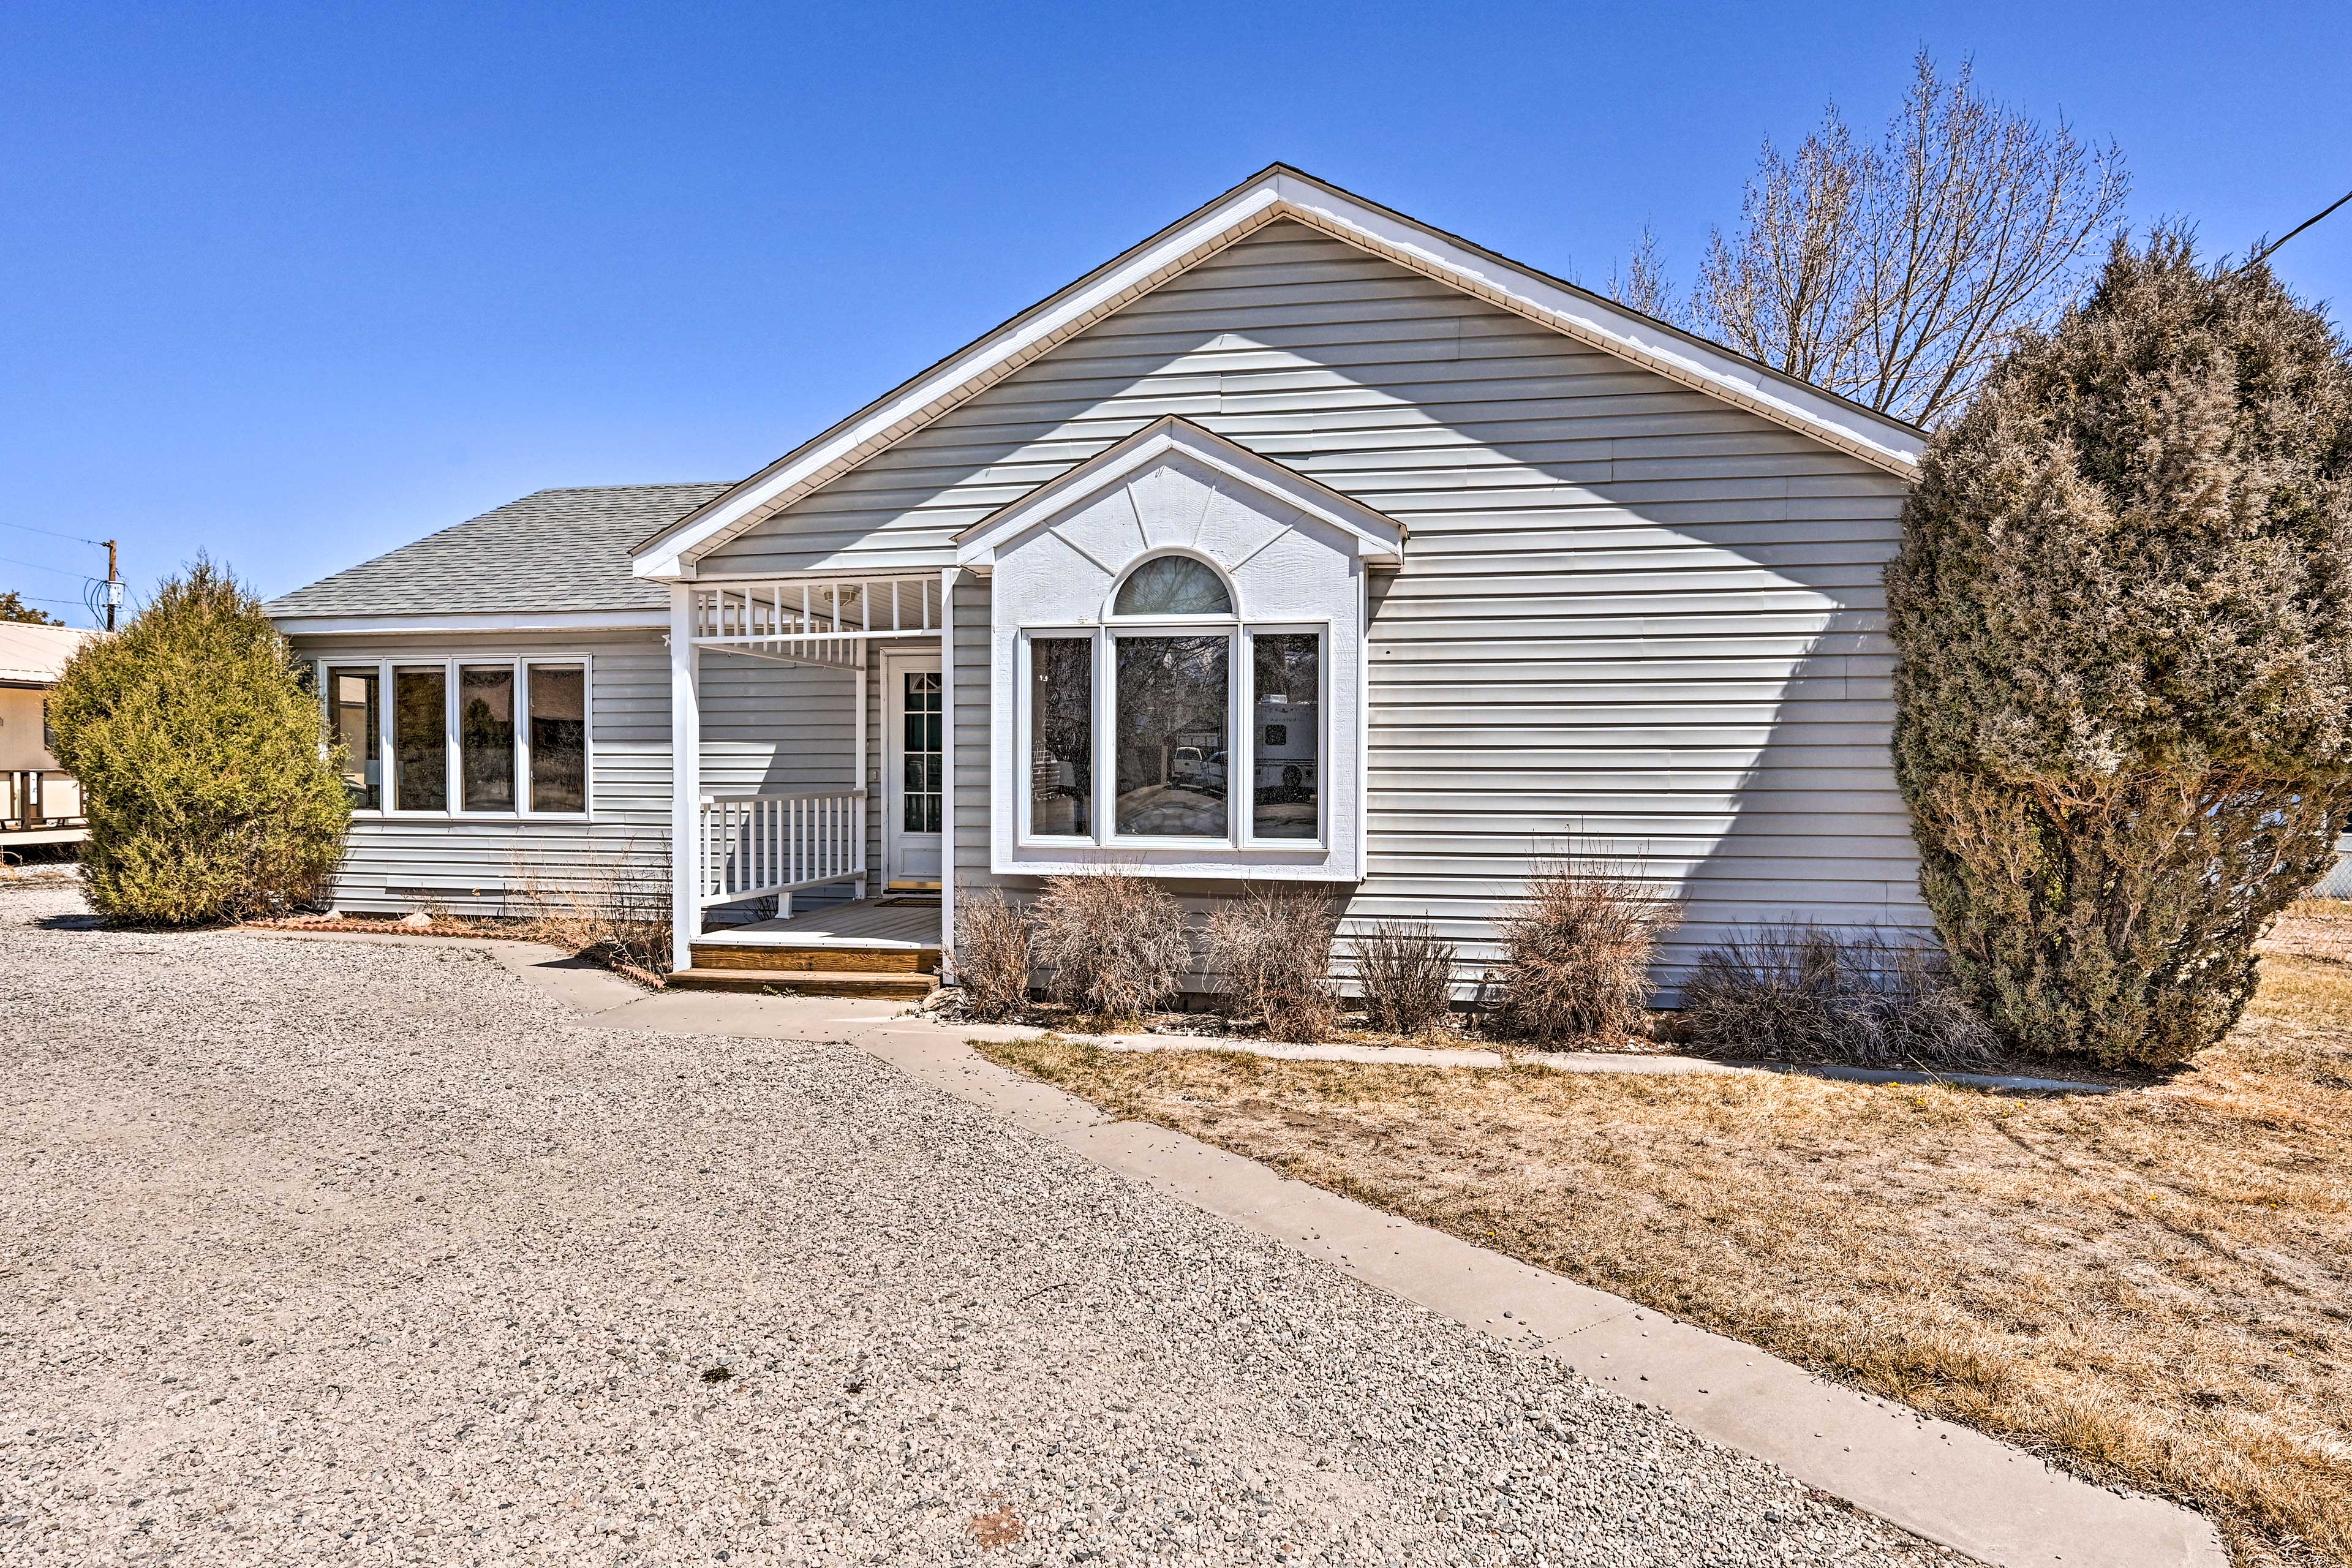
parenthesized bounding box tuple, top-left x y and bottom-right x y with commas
(704, 219, 1928, 982)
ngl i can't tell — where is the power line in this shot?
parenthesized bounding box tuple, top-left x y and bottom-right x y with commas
(0, 552, 99, 584)
(0, 518, 105, 547)
(2249, 184, 2352, 268)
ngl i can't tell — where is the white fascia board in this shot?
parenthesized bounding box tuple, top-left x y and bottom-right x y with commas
(953, 415, 1404, 567)
(1266, 172, 1925, 475)
(634, 165, 1923, 581)
(684, 557, 957, 584)
(271, 608, 666, 638)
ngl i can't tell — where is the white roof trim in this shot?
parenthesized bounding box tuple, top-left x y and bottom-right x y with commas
(954, 416, 1404, 568)
(633, 165, 1923, 580)
(272, 608, 666, 638)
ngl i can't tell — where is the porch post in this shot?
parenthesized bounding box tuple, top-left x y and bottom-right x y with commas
(939, 566, 962, 983)
(853, 643, 868, 902)
(668, 582, 701, 973)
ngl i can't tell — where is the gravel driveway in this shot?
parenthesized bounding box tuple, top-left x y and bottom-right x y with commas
(0, 880, 1969, 1567)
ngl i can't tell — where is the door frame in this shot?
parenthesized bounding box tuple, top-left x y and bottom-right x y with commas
(880, 647, 944, 889)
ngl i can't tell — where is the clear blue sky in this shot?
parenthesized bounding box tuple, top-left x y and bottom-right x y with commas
(5, 1, 2347, 616)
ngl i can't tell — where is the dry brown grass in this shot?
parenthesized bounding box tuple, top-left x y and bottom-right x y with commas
(503, 850, 671, 976)
(980, 929, 2352, 1566)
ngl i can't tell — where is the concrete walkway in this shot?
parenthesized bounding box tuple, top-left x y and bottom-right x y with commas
(255, 929, 2224, 1567)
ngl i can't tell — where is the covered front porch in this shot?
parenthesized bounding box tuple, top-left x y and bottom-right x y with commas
(662, 568, 962, 993)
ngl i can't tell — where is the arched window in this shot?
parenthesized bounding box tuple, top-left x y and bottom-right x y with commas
(1111, 556, 1232, 617)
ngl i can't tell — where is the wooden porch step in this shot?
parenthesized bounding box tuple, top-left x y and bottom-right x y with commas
(692, 941, 941, 974)
(668, 966, 938, 1000)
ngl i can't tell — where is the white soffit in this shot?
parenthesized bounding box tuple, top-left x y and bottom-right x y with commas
(633, 165, 1925, 580)
(953, 415, 1404, 567)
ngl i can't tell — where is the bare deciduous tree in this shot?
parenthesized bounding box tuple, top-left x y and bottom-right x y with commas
(1616, 52, 2130, 426)
(1605, 224, 1676, 322)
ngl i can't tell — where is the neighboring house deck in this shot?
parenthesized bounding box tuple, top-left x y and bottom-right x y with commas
(0, 622, 99, 851)
(268, 164, 1938, 998)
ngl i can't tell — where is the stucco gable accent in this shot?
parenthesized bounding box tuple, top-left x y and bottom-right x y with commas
(633, 165, 1923, 580)
(952, 416, 1403, 569)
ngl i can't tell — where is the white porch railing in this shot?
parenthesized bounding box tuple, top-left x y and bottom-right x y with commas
(699, 789, 867, 909)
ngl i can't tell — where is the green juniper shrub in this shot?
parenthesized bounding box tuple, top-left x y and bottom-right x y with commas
(1886, 228, 2352, 1068)
(47, 560, 350, 923)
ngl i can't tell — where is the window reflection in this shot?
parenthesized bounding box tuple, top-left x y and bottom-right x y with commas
(330, 668, 381, 810)
(1114, 635, 1228, 837)
(1029, 638, 1091, 835)
(528, 665, 586, 813)
(393, 666, 447, 812)
(1112, 557, 1232, 616)
(1251, 633, 1320, 839)
(459, 665, 516, 812)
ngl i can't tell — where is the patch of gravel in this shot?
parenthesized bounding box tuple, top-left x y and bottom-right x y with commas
(0, 883, 1973, 1566)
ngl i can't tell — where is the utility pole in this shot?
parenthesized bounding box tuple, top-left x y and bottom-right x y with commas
(102, 539, 120, 631)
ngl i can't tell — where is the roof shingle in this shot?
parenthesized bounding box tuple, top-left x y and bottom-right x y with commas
(265, 483, 732, 619)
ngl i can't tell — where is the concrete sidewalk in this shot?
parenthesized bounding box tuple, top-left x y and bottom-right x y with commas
(263, 929, 2225, 1568)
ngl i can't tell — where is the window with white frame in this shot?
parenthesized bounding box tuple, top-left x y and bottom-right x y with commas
(1020, 556, 1325, 849)
(322, 657, 590, 816)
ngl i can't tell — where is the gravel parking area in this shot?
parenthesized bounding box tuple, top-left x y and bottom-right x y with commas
(0, 881, 1969, 1567)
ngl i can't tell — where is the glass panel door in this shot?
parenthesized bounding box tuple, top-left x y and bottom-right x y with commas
(883, 655, 943, 885)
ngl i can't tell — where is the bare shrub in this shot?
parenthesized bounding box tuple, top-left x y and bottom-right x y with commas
(1028, 870, 1191, 1027)
(506, 845, 673, 976)
(1679, 922, 1999, 1071)
(1493, 858, 1678, 1048)
(1353, 918, 1458, 1035)
(955, 888, 1033, 1020)
(1204, 883, 1341, 1042)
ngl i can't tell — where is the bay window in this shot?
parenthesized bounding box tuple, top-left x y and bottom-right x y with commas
(969, 417, 1397, 881)
(325, 656, 591, 818)
(1017, 557, 1324, 850)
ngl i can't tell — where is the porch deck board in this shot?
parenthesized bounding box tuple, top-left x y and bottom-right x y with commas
(704, 895, 941, 950)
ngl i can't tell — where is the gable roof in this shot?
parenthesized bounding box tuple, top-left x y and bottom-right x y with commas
(633, 164, 1926, 579)
(267, 483, 729, 624)
(953, 416, 1404, 567)
(0, 621, 101, 687)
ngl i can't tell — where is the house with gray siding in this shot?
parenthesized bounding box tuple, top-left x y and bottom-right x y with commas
(266, 165, 1931, 997)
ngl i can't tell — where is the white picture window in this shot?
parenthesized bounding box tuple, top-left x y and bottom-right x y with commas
(1114, 632, 1229, 838)
(1016, 555, 1325, 851)
(324, 656, 592, 818)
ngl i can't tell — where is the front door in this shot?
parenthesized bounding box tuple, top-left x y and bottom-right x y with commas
(882, 652, 943, 887)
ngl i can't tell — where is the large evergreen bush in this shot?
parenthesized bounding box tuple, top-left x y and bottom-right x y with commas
(48, 560, 350, 922)
(1887, 230, 2352, 1066)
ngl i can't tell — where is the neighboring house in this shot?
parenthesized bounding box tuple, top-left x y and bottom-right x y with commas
(0, 620, 102, 849)
(265, 165, 1933, 997)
